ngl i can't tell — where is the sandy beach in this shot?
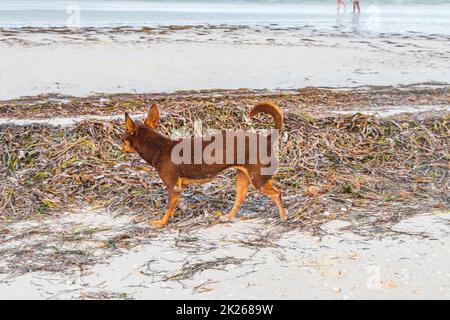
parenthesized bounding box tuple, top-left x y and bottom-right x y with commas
(0, 0, 449, 301)
(1, 86, 449, 299)
(1, 25, 449, 99)
(1, 209, 450, 300)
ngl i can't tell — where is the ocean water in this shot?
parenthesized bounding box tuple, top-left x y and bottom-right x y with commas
(0, 0, 450, 36)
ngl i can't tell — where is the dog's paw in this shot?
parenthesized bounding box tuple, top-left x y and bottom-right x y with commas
(218, 215, 232, 223)
(150, 219, 167, 228)
(279, 211, 288, 222)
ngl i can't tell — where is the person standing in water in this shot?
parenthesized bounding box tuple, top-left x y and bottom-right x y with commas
(337, 0, 346, 12)
(353, 0, 361, 13)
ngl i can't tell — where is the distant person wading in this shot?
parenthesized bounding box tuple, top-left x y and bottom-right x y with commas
(337, 0, 361, 14)
(336, 0, 346, 12)
(353, 0, 361, 13)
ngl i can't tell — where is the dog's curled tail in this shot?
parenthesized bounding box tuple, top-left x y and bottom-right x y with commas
(249, 101, 283, 130)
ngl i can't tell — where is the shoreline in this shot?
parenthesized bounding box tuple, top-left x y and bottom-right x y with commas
(2, 1, 450, 36)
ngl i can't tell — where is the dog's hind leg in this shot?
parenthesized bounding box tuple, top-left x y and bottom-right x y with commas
(253, 177, 287, 221)
(226, 170, 250, 221)
(151, 188, 181, 228)
(169, 178, 183, 218)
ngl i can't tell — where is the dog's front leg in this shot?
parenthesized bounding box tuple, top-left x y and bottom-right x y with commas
(151, 188, 181, 228)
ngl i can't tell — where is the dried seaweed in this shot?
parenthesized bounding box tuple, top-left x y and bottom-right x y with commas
(1, 102, 448, 236)
(1, 85, 449, 120)
(165, 257, 245, 281)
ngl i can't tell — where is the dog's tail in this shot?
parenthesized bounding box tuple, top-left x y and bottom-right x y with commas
(249, 101, 283, 130)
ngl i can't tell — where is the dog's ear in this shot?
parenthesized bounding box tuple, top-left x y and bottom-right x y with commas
(144, 104, 159, 129)
(125, 112, 137, 135)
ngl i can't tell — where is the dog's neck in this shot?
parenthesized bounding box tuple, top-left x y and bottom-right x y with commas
(133, 127, 170, 167)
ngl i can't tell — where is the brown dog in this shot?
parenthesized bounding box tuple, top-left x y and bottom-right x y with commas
(121, 102, 286, 227)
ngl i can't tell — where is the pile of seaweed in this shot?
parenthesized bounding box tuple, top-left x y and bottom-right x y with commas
(1, 104, 448, 235)
(1, 85, 449, 120)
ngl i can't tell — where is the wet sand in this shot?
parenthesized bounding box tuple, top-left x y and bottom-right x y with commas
(1, 26, 449, 100)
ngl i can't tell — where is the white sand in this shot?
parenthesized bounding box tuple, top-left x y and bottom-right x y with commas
(0, 112, 146, 126)
(1, 210, 450, 300)
(2, 105, 449, 126)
